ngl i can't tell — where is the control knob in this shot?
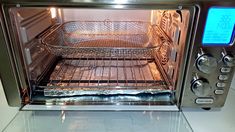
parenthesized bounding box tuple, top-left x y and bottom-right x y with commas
(223, 54, 235, 67)
(191, 78, 212, 97)
(196, 51, 217, 74)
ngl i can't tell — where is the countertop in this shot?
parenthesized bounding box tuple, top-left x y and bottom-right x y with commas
(183, 88, 235, 132)
(0, 80, 18, 131)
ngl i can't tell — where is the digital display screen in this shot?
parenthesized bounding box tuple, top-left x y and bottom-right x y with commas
(202, 7, 235, 46)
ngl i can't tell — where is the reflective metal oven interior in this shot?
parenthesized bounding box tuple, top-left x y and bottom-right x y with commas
(6, 7, 191, 107)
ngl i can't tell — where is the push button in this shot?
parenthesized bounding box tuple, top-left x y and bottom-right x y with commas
(220, 67, 231, 73)
(216, 82, 226, 88)
(218, 75, 229, 81)
(195, 98, 214, 104)
(214, 90, 224, 95)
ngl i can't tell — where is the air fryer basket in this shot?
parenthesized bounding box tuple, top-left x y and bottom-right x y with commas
(41, 21, 167, 57)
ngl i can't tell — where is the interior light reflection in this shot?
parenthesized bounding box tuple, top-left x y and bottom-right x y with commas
(50, 7, 57, 18)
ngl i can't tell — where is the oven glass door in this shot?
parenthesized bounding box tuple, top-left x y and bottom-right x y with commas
(3, 111, 193, 132)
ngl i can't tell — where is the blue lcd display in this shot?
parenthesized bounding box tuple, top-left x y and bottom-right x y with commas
(202, 7, 235, 46)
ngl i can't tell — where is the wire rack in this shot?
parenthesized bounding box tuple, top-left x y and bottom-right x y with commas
(39, 54, 167, 96)
(42, 21, 162, 57)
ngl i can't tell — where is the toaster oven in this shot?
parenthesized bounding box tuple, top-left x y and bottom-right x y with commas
(0, 0, 235, 111)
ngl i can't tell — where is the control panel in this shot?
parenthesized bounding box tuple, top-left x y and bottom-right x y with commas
(181, 7, 235, 108)
(193, 49, 235, 104)
(182, 47, 235, 108)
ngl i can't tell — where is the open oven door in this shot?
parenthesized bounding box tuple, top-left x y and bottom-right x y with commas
(3, 111, 193, 132)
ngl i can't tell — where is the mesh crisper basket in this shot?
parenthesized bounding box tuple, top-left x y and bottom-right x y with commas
(42, 21, 160, 57)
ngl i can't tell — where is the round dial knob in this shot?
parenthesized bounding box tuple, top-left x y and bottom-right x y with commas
(223, 54, 235, 67)
(191, 78, 212, 97)
(196, 54, 217, 74)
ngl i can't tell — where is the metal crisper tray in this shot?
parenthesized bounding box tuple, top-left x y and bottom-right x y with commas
(42, 21, 163, 57)
(40, 21, 170, 97)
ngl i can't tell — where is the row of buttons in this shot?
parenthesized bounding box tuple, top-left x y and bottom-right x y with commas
(219, 67, 231, 81)
(215, 67, 231, 95)
(217, 67, 230, 95)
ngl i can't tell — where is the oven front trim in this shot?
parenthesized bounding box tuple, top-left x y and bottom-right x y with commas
(22, 104, 179, 111)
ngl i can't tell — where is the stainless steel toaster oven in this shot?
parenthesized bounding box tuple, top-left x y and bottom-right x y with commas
(0, 0, 235, 111)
